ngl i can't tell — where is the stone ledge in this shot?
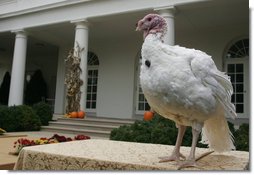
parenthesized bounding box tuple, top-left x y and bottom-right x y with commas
(14, 139, 249, 170)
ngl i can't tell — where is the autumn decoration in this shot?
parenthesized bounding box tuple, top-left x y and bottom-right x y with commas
(77, 110, 85, 118)
(144, 111, 154, 121)
(70, 111, 78, 118)
(65, 43, 84, 114)
(11, 134, 91, 155)
(65, 110, 86, 119)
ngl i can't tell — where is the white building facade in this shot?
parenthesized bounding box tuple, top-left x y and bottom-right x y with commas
(0, 0, 249, 124)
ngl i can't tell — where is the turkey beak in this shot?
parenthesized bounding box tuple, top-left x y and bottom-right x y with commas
(135, 20, 142, 31)
(135, 23, 140, 31)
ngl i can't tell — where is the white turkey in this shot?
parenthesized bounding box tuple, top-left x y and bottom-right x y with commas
(136, 14, 236, 169)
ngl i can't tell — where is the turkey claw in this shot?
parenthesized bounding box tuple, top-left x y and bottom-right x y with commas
(177, 160, 199, 170)
(158, 153, 186, 163)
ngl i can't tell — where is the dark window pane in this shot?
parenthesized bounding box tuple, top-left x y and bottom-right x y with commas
(86, 102, 91, 108)
(93, 70, 98, 77)
(93, 78, 98, 85)
(227, 64, 235, 73)
(236, 64, 243, 73)
(87, 94, 91, 100)
(230, 45, 239, 54)
(92, 94, 97, 100)
(88, 70, 93, 76)
(92, 102, 96, 109)
(243, 39, 249, 48)
(139, 94, 144, 101)
(145, 103, 150, 110)
(245, 47, 249, 56)
(88, 78, 92, 84)
(236, 74, 243, 82)
(139, 103, 144, 110)
(236, 94, 244, 103)
(231, 94, 235, 103)
(236, 84, 244, 92)
(92, 86, 97, 92)
(236, 104, 244, 113)
(228, 74, 235, 83)
(87, 86, 92, 92)
(91, 78, 95, 84)
(232, 84, 235, 92)
(235, 40, 243, 50)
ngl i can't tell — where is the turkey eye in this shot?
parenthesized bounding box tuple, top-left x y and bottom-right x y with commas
(145, 60, 151, 68)
(147, 17, 152, 21)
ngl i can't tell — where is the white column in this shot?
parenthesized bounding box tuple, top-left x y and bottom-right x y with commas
(8, 30, 27, 106)
(71, 19, 89, 111)
(53, 46, 67, 117)
(155, 6, 176, 45)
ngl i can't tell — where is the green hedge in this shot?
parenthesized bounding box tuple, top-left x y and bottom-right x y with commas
(0, 105, 41, 132)
(32, 102, 52, 125)
(110, 114, 249, 151)
(0, 102, 53, 132)
(234, 123, 249, 151)
(110, 115, 205, 147)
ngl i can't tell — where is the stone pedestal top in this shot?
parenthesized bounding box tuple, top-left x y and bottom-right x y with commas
(14, 139, 249, 170)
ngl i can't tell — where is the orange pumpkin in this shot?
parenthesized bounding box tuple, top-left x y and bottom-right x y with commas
(70, 112, 78, 118)
(77, 111, 85, 118)
(144, 111, 154, 121)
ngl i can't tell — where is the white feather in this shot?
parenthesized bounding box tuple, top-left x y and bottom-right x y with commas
(140, 34, 236, 152)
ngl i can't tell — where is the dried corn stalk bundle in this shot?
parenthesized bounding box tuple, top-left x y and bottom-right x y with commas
(65, 43, 84, 114)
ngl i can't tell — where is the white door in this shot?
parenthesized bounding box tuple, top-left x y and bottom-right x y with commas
(225, 57, 249, 118)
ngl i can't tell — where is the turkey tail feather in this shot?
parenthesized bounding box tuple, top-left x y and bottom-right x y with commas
(214, 72, 237, 120)
(201, 106, 235, 152)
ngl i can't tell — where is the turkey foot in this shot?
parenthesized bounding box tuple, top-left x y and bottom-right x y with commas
(159, 125, 187, 163)
(177, 159, 198, 170)
(158, 153, 185, 162)
(176, 151, 214, 170)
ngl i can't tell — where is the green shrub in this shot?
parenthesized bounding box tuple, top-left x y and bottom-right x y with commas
(110, 114, 207, 147)
(0, 105, 41, 132)
(110, 114, 248, 151)
(0, 105, 10, 130)
(234, 123, 249, 151)
(33, 102, 52, 125)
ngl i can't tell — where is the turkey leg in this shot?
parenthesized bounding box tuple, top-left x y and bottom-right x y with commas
(178, 128, 205, 170)
(177, 127, 214, 170)
(177, 127, 200, 169)
(159, 125, 186, 162)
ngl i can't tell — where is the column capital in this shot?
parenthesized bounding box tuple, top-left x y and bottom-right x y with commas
(71, 19, 89, 29)
(11, 29, 27, 38)
(154, 6, 177, 17)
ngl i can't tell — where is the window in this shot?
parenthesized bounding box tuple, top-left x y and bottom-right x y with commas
(88, 51, 99, 65)
(227, 63, 244, 113)
(138, 84, 150, 111)
(86, 52, 99, 112)
(136, 54, 150, 114)
(226, 39, 249, 59)
(224, 38, 249, 117)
